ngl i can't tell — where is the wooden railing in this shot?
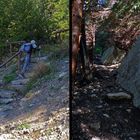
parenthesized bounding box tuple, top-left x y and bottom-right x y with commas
(0, 51, 20, 69)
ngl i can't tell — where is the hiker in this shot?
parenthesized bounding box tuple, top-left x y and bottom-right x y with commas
(18, 40, 37, 78)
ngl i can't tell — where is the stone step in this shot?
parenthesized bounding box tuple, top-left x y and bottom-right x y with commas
(31, 56, 48, 63)
(106, 92, 132, 100)
(10, 84, 26, 93)
(0, 98, 14, 104)
(0, 104, 14, 111)
(11, 79, 30, 85)
(24, 72, 34, 78)
(0, 90, 17, 98)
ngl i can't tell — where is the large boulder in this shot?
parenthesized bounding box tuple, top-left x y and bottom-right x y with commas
(101, 46, 126, 65)
(117, 36, 140, 108)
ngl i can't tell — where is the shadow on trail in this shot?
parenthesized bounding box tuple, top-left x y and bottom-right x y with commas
(72, 65, 140, 140)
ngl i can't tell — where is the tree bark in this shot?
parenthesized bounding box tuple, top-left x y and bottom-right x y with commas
(72, 0, 83, 80)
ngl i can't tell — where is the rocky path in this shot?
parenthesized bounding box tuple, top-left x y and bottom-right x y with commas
(0, 55, 69, 140)
(0, 56, 48, 118)
(72, 64, 140, 140)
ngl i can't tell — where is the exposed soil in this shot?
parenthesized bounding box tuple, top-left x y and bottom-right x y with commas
(72, 63, 140, 140)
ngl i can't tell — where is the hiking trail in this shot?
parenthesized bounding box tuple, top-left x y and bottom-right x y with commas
(0, 51, 69, 140)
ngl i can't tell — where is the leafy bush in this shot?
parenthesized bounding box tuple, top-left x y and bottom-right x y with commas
(17, 122, 30, 130)
(3, 73, 16, 84)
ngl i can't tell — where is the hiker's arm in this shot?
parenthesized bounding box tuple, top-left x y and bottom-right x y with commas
(19, 45, 24, 52)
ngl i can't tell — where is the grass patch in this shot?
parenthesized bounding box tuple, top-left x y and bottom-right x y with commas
(3, 73, 16, 84)
(2, 64, 17, 84)
(24, 92, 34, 99)
(16, 122, 30, 130)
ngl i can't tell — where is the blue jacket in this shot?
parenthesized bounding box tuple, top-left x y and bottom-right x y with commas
(20, 43, 33, 53)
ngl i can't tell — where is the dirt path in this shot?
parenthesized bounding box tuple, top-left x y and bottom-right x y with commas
(72, 64, 140, 140)
(0, 56, 69, 140)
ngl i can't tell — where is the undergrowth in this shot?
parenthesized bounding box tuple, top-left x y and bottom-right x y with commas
(26, 60, 56, 92)
(16, 122, 30, 130)
(2, 66, 17, 84)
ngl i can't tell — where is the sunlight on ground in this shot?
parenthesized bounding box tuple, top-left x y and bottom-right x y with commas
(25, 90, 41, 100)
(91, 136, 120, 140)
(91, 137, 101, 140)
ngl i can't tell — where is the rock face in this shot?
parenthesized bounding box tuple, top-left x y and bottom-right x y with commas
(101, 47, 126, 65)
(117, 36, 140, 108)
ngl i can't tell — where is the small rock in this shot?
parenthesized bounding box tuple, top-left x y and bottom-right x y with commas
(124, 119, 128, 123)
(118, 88, 123, 92)
(129, 137, 135, 140)
(126, 109, 131, 113)
(91, 94, 97, 98)
(107, 92, 131, 100)
(96, 105, 103, 109)
(73, 92, 78, 95)
(61, 86, 67, 90)
(104, 76, 110, 79)
(91, 137, 100, 140)
(59, 72, 67, 78)
(11, 79, 30, 85)
(112, 123, 117, 127)
(103, 114, 110, 118)
(0, 126, 5, 132)
(29, 104, 34, 107)
(88, 85, 93, 89)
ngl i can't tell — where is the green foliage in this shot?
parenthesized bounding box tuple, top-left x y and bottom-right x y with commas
(3, 73, 16, 84)
(95, 31, 109, 54)
(95, 47, 102, 54)
(113, 0, 140, 18)
(96, 0, 140, 52)
(17, 122, 30, 130)
(0, 0, 69, 48)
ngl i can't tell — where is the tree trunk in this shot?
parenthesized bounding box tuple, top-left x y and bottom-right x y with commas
(72, 0, 83, 81)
